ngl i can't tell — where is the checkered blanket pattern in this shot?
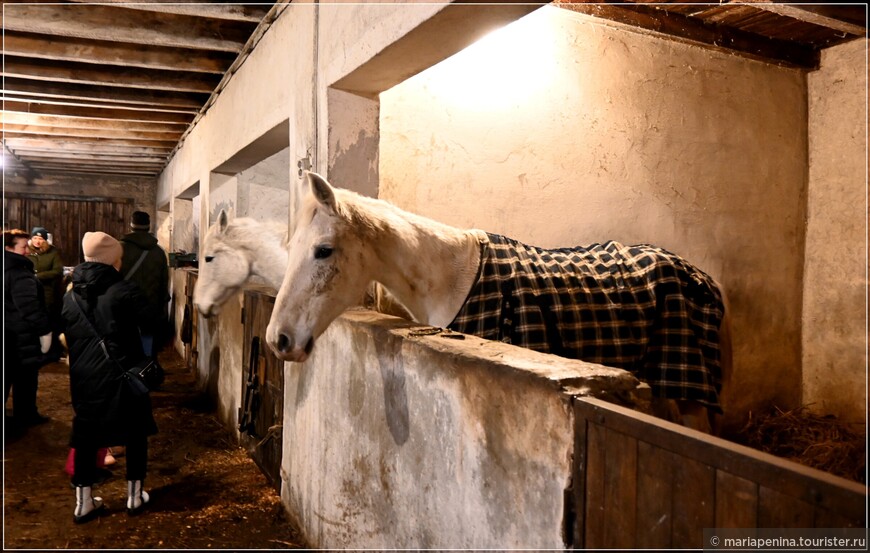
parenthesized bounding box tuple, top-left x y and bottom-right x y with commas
(448, 233, 724, 410)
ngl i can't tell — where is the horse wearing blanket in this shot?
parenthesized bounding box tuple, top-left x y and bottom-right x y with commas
(267, 172, 730, 433)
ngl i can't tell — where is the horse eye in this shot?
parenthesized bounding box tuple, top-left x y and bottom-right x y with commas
(205, 256, 215, 263)
(314, 246, 333, 260)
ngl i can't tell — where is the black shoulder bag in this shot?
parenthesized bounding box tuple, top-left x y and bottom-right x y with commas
(71, 293, 163, 396)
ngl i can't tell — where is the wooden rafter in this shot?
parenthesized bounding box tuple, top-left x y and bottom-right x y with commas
(1, 4, 256, 52)
(2, 78, 209, 109)
(736, 1, 866, 37)
(555, 0, 821, 68)
(2, 100, 195, 125)
(2, 57, 221, 93)
(3, 31, 233, 74)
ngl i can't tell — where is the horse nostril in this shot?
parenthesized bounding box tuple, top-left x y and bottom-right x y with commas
(304, 337, 314, 356)
(277, 333, 291, 353)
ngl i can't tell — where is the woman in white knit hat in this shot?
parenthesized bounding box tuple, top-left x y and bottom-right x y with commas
(60, 231, 159, 523)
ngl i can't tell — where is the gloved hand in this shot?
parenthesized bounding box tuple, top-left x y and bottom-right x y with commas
(40, 333, 52, 354)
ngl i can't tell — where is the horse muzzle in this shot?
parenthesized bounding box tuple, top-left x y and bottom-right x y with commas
(194, 301, 217, 318)
(268, 331, 314, 362)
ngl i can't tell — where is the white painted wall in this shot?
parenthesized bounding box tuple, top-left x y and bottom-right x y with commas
(804, 38, 868, 423)
(238, 147, 291, 221)
(379, 6, 810, 427)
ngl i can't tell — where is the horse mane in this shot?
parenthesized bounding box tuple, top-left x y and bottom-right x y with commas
(209, 217, 289, 249)
(330, 187, 471, 242)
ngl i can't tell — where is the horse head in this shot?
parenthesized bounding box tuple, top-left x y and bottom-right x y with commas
(193, 209, 255, 317)
(266, 172, 377, 362)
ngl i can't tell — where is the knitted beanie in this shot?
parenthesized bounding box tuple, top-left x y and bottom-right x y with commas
(31, 227, 49, 239)
(82, 231, 123, 267)
(131, 211, 151, 231)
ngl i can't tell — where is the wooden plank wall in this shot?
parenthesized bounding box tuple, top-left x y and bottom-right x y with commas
(182, 270, 199, 370)
(241, 290, 284, 491)
(4, 193, 133, 266)
(573, 397, 866, 548)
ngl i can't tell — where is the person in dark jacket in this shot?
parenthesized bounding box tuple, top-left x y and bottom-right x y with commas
(61, 231, 158, 523)
(4, 229, 52, 426)
(120, 211, 170, 357)
(27, 226, 65, 360)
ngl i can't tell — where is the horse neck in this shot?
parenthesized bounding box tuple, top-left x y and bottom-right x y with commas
(360, 201, 482, 328)
(242, 223, 289, 290)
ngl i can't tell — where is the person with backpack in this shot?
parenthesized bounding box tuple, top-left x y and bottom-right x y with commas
(120, 211, 170, 357)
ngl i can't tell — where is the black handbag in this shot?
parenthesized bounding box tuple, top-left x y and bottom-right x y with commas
(126, 357, 164, 395)
(71, 294, 163, 396)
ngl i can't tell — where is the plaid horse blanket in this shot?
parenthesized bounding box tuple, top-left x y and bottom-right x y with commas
(449, 233, 724, 410)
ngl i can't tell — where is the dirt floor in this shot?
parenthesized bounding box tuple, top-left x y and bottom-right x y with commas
(3, 346, 308, 550)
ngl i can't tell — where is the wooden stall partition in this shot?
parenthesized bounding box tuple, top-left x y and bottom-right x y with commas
(571, 397, 866, 549)
(181, 270, 199, 370)
(239, 290, 284, 491)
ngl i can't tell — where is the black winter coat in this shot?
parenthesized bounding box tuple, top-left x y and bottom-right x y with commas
(61, 262, 158, 447)
(4, 250, 50, 369)
(120, 231, 170, 325)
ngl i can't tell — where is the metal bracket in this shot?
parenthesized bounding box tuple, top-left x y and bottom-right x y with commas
(408, 326, 466, 340)
(297, 151, 312, 177)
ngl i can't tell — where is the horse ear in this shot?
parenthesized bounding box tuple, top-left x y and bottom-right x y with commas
(307, 172, 337, 213)
(218, 209, 228, 233)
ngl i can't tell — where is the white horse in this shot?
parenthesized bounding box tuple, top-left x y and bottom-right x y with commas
(193, 210, 290, 317)
(266, 172, 731, 432)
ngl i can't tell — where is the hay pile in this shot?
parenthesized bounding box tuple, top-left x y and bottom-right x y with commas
(733, 405, 866, 484)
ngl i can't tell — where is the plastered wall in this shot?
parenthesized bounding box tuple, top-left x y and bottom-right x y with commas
(379, 6, 810, 427)
(282, 310, 643, 549)
(804, 38, 868, 423)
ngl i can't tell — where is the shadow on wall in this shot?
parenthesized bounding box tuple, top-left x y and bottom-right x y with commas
(375, 336, 410, 446)
(205, 320, 221, 404)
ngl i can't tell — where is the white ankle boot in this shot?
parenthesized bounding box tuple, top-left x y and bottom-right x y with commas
(73, 486, 104, 524)
(127, 480, 150, 515)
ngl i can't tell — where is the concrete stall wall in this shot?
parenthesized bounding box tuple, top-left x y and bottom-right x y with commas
(282, 310, 642, 549)
(804, 38, 868, 423)
(379, 6, 810, 427)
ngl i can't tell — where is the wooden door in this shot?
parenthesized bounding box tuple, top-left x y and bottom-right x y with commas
(3, 193, 133, 266)
(240, 290, 284, 491)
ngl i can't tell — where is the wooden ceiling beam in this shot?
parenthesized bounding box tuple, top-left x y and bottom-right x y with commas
(2, 4, 255, 52)
(25, 165, 160, 177)
(2, 93, 199, 115)
(14, 151, 167, 164)
(2, 111, 186, 133)
(9, 147, 171, 159)
(2, 124, 182, 142)
(1, 78, 209, 109)
(25, 157, 164, 167)
(12, 148, 168, 160)
(4, 136, 176, 151)
(3, 100, 194, 125)
(2, 57, 220, 94)
(64, 0, 273, 23)
(734, 1, 866, 37)
(555, 0, 820, 69)
(3, 31, 233, 74)
(22, 156, 165, 167)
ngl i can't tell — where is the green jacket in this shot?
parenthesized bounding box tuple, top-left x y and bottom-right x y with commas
(26, 242, 64, 309)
